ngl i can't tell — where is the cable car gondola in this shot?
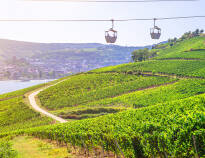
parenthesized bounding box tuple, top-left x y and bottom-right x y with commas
(150, 18, 161, 39)
(105, 19, 117, 43)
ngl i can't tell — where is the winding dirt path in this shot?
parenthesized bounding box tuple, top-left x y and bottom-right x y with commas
(28, 81, 67, 123)
(27, 73, 181, 123)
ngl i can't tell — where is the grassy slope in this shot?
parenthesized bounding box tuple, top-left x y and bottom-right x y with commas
(155, 36, 205, 59)
(12, 136, 72, 158)
(0, 82, 62, 157)
(0, 76, 72, 132)
(0, 80, 62, 134)
(0, 97, 52, 133)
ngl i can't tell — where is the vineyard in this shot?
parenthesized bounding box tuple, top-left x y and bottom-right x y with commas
(0, 36, 205, 157)
(91, 60, 205, 78)
(158, 50, 205, 60)
(15, 92, 205, 157)
(38, 73, 175, 110)
(84, 78, 205, 108)
(0, 141, 17, 158)
(0, 96, 52, 133)
(0, 87, 53, 158)
(155, 36, 205, 59)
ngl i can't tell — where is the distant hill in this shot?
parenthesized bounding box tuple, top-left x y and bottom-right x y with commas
(0, 39, 147, 59)
(0, 39, 149, 80)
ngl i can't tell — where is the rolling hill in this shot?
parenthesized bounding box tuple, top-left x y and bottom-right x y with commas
(0, 35, 205, 158)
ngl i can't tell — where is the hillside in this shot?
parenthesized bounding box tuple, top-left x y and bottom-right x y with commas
(154, 36, 205, 59)
(0, 39, 147, 80)
(0, 36, 205, 158)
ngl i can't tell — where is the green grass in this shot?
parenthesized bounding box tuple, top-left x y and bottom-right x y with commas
(12, 136, 72, 158)
(84, 78, 205, 108)
(0, 97, 52, 133)
(38, 73, 175, 110)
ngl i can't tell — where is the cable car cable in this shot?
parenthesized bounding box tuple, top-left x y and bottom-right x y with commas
(0, 15, 204, 42)
(0, 15, 204, 22)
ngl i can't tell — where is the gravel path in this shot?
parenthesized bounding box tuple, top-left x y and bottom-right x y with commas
(28, 81, 67, 123)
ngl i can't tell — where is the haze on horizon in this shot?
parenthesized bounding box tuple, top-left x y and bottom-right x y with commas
(0, 0, 204, 46)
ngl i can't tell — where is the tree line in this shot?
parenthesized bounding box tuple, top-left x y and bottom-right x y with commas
(131, 48, 157, 62)
(168, 29, 204, 43)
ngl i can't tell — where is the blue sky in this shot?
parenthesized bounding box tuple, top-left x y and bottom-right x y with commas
(0, 0, 204, 46)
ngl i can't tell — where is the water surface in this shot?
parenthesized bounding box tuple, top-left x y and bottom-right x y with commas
(0, 80, 53, 95)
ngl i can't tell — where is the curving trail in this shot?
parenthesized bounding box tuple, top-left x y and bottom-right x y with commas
(27, 74, 178, 124)
(28, 81, 67, 123)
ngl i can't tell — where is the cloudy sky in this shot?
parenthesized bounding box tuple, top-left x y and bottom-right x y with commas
(0, 0, 204, 46)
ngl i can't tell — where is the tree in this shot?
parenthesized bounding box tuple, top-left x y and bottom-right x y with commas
(132, 48, 157, 62)
(179, 29, 204, 41)
(192, 29, 200, 37)
(132, 48, 149, 62)
(196, 29, 200, 36)
(173, 37, 177, 42)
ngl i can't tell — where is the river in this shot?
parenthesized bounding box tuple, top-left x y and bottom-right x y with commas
(0, 80, 53, 95)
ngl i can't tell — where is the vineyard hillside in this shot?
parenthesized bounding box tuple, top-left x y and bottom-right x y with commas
(0, 36, 205, 158)
(155, 36, 205, 59)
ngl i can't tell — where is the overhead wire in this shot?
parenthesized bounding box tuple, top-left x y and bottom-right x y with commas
(0, 15, 204, 22)
(2, 0, 203, 42)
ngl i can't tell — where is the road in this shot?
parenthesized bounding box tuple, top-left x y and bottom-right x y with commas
(28, 81, 67, 123)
